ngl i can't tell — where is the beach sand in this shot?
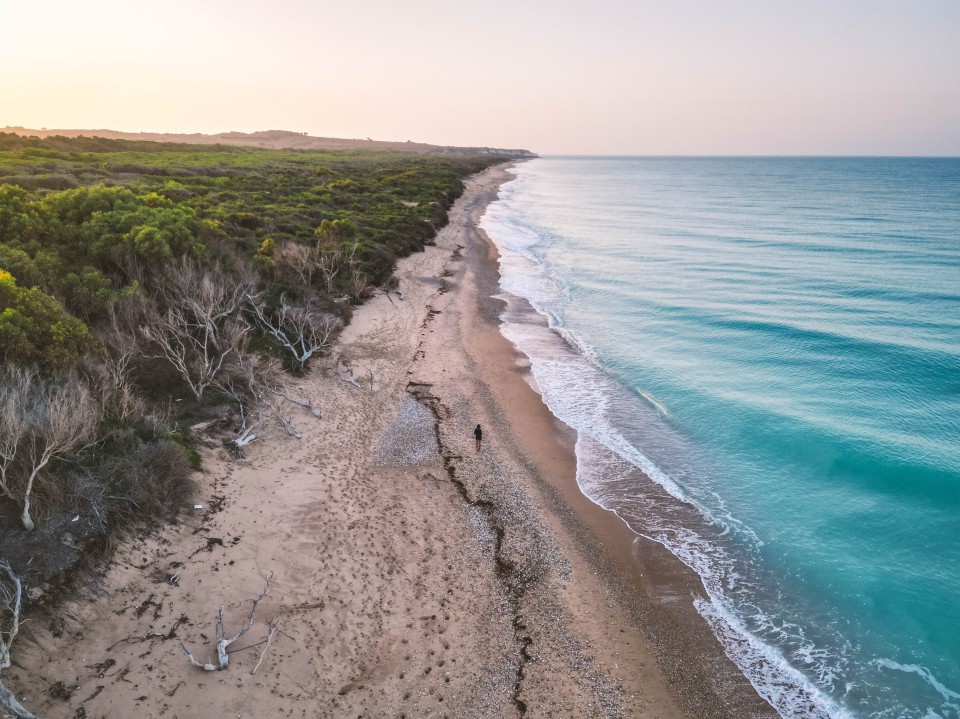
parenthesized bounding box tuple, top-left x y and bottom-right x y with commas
(5, 164, 777, 718)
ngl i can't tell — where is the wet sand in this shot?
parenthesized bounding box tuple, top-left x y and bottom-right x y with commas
(5, 164, 777, 718)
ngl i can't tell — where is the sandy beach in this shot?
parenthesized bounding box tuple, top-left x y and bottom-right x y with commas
(5, 164, 777, 718)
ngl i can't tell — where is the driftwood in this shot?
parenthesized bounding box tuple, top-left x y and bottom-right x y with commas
(180, 574, 272, 671)
(275, 411, 300, 439)
(230, 400, 261, 457)
(250, 617, 281, 675)
(0, 562, 36, 719)
(336, 364, 362, 390)
(271, 387, 322, 419)
(334, 360, 374, 390)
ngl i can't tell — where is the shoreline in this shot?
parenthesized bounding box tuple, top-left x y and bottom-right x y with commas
(460, 164, 779, 718)
(6, 163, 775, 718)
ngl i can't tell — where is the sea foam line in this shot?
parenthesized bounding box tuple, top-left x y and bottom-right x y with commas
(571, 435, 849, 719)
(694, 597, 853, 719)
(875, 660, 960, 716)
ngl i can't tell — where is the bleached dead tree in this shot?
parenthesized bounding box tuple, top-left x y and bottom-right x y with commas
(87, 296, 148, 420)
(0, 368, 101, 530)
(247, 294, 341, 373)
(213, 355, 270, 456)
(314, 247, 344, 296)
(273, 242, 318, 291)
(214, 355, 301, 456)
(0, 562, 35, 719)
(139, 261, 256, 400)
(92, 296, 145, 394)
(0, 368, 32, 507)
(224, 401, 263, 456)
(181, 574, 272, 671)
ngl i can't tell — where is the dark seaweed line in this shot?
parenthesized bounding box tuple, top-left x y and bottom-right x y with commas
(406, 380, 533, 717)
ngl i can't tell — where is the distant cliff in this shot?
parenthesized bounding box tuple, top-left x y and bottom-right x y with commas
(2, 127, 537, 158)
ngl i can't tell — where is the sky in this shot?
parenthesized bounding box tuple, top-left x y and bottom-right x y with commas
(1, 0, 959, 155)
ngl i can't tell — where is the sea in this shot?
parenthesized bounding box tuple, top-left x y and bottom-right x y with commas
(479, 157, 960, 719)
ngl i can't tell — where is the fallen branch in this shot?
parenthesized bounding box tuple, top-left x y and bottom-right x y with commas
(251, 617, 282, 675)
(180, 574, 273, 671)
(271, 387, 322, 419)
(274, 412, 300, 439)
(231, 429, 258, 456)
(229, 397, 263, 458)
(336, 364, 361, 390)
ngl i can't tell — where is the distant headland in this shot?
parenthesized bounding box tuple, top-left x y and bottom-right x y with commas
(2, 126, 537, 157)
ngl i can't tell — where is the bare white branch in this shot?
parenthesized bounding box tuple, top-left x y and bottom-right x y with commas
(247, 294, 341, 373)
(0, 368, 101, 530)
(250, 617, 281, 676)
(181, 574, 273, 671)
(0, 562, 37, 719)
(139, 260, 256, 400)
(335, 363, 362, 390)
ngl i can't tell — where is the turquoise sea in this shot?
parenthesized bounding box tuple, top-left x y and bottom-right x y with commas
(480, 157, 960, 719)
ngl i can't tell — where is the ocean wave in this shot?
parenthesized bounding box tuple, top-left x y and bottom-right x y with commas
(695, 597, 852, 719)
(874, 660, 960, 718)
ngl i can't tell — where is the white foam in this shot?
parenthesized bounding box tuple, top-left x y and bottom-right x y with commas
(695, 597, 854, 719)
(876, 660, 960, 714)
(575, 434, 850, 717)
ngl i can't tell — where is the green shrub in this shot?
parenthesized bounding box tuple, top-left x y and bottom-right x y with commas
(0, 269, 95, 371)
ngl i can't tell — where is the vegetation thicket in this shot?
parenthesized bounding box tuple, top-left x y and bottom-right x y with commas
(0, 132, 505, 550)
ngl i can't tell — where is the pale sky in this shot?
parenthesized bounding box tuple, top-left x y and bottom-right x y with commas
(1, 0, 959, 155)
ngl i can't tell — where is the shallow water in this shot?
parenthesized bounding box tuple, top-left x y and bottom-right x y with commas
(481, 157, 960, 719)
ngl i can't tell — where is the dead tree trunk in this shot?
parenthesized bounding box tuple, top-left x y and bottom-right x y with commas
(213, 356, 300, 456)
(0, 368, 100, 530)
(0, 562, 37, 719)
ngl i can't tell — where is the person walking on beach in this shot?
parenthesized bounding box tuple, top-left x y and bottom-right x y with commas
(474, 424, 483, 452)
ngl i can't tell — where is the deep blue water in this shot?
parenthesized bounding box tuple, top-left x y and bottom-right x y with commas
(480, 157, 960, 719)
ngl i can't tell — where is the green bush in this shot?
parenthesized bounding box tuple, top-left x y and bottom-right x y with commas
(0, 269, 94, 371)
